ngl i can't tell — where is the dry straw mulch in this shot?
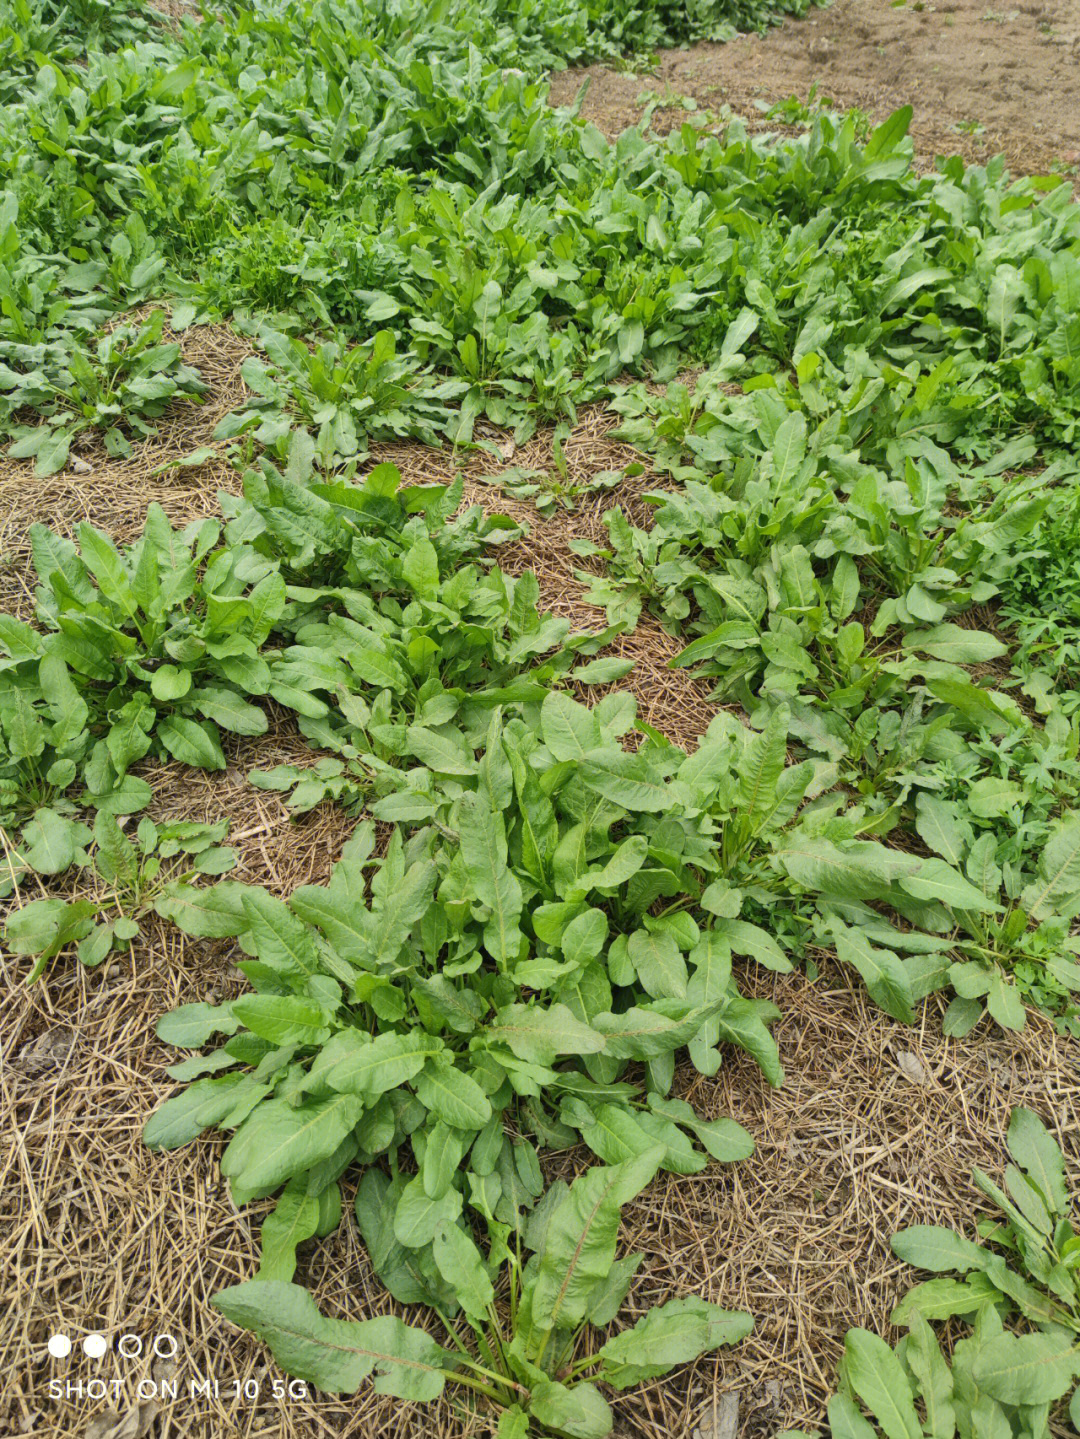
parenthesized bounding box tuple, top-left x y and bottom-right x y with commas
(1, 321, 1078, 1439)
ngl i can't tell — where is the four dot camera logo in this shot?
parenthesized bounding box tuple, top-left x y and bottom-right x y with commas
(48, 1331, 178, 1361)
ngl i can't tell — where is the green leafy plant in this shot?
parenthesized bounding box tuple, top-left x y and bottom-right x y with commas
(889, 1107, 1080, 1423)
(7, 0, 1080, 1423)
(5, 310, 206, 475)
(218, 325, 467, 464)
(790, 1110, 1080, 1439)
(212, 1148, 752, 1437)
(8, 504, 284, 795)
(5, 811, 236, 980)
(818, 1308, 1068, 1439)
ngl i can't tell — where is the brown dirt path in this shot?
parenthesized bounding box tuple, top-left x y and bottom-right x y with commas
(548, 0, 1080, 174)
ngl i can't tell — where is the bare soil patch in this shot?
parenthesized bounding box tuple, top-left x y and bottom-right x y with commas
(548, 0, 1080, 174)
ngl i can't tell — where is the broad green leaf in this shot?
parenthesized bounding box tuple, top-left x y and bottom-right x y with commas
(572, 657, 635, 684)
(833, 924, 915, 1024)
(890, 1275, 999, 1324)
(151, 664, 192, 701)
(712, 998, 784, 1087)
(422, 1121, 465, 1200)
(5, 896, 96, 968)
(710, 919, 791, 973)
(530, 1148, 664, 1331)
(242, 891, 321, 978)
(158, 715, 226, 770)
(903, 625, 1007, 664)
(578, 750, 672, 812)
(323, 1030, 443, 1098)
(627, 928, 687, 1000)
(826, 1393, 878, 1439)
(458, 796, 523, 969)
(596, 1296, 752, 1389)
(967, 777, 1024, 820)
(143, 1073, 249, 1150)
(1006, 1108, 1068, 1214)
(256, 1181, 321, 1282)
(1022, 816, 1080, 921)
(902, 1311, 954, 1439)
(528, 1379, 613, 1439)
(221, 1091, 364, 1202)
(402, 538, 439, 600)
(581, 1252, 643, 1328)
(431, 1220, 494, 1323)
(497, 1407, 530, 1439)
(485, 1003, 604, 1065)
(211, 1281, 452, 1399)
(915, 795, 969, 867)
(970, 1330, 1080, 1406)
(406, 726, 476, 775)
(393, 1175, 463, 1249)
(685, 933, 732, 1012)
(774, 840, 914, 902)
(594, 1003, 725, 1061)
(898, 858, 1000, 915)
(231, 995, 331, 1047)
(190, 686, 268, 737)
(372, 857, 437, 963)
(738, 705, 788, 820)
(891, 1226, 989, 1275)
(156, 1002, 241, 1048)
(541, 691, 601, 761)
(19, 808, 86, 875)
(155, 881, 250, 937)
(414, 1059, 492, 1130)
